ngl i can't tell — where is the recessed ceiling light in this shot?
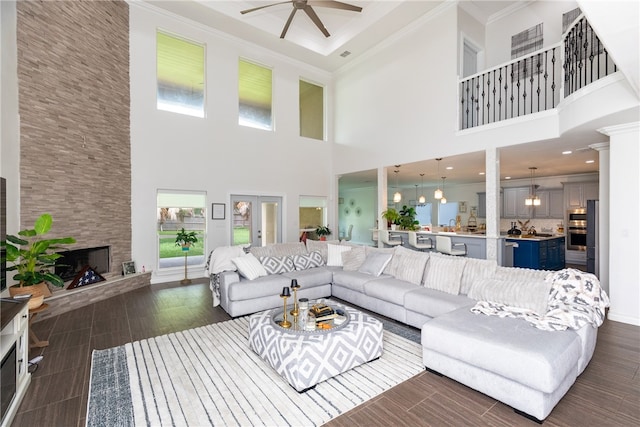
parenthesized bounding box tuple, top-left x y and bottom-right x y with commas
(479, 172, 485, 175)
(586, 160, 595, 164)
(562, 150, 572, 155)
(505, 176, 511, 180)
(446, 166, 453, 170)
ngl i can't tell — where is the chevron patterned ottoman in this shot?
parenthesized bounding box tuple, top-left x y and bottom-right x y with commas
(248, 301, 384, 392)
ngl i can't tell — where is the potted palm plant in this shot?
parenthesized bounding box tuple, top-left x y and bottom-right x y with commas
(4, 213, 76, 309)
(381, 208, 400, 230)
(315, 225, 331, 241)
(175, 228, 198, 284)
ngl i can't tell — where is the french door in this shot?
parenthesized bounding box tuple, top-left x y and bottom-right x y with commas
(230, 195, 282, 247)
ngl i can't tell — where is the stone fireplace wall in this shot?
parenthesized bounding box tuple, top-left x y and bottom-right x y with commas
(17, 0, 130, 279)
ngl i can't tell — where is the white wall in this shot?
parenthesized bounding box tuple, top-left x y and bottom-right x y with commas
(129, 4, 334, 282)
(484, 1, 578, 68)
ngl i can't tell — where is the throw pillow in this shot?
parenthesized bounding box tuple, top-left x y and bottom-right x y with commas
(423, 253, 467, 295)
(292, 251, 325, 270)
(232, 253, 267, 280)
(468, 277, 552, 316)
(389, 246, 430, 286)
(341, 246, 367, 271)
(364, 246, 396, 275)
(327, 244, 352, 267)
(259, 255, 295, 275)
(358, 252, 393, 276)
(305, 239, 340, 262)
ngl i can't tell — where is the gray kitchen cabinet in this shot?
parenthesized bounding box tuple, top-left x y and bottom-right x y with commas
(533, 189, 564, 219)
(548, 189, 564, 218)
(477, 192, 502, 218)
(564, 182, 598, 209)
(503, 187, 530, 218)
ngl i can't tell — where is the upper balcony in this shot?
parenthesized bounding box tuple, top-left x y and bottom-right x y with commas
(459, 14, 618, 131)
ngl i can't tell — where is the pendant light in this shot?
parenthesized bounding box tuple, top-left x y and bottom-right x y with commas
(418, 173, 426, 204)
(393, 168, 402, 203)
(434, 158, 443, 200)
(525, 167, 541, 206)
(440, 176, 447, 204)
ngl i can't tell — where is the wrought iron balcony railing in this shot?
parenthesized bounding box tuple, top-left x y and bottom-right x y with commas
(460, 15, 617, 130)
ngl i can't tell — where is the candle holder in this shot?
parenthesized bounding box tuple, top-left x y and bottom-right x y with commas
(279, 287, 292, 329)
(290, 279, 301, 317)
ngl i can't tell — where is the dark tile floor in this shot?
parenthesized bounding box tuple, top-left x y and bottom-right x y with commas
(10, 278, 640, 427)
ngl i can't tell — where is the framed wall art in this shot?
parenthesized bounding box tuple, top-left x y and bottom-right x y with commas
(212, 203, 225, 220)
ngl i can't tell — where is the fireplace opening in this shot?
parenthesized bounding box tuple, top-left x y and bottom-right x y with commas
(55, 246, 110, 281)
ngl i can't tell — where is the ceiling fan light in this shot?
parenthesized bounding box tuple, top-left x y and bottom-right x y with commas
(434, 188, 443, 200)
(393, 191, 402, 203)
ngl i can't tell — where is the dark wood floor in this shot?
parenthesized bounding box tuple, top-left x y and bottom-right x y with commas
(11, 279, 640, 427)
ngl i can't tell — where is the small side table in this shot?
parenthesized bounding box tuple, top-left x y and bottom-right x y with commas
(29, 303, 49, 349)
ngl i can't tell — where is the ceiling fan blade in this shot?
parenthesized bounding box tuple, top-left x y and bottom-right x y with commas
(241, 1, 292, 15)
(308, 1, 362, 13)
(303, 5, 330, 37)
(280, 8, 298, 39)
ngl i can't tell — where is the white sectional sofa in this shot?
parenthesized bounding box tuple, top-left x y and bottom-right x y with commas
(205, 239, 608, 422)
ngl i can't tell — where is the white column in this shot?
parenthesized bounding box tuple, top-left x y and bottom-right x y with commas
(377, 167, 388, 247)
(589, 142, 610, 295)
(485, 147, 500, 262)
(599, 123, 639, 326)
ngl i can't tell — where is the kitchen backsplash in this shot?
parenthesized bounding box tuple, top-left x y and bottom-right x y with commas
(499, 218, 564, 234)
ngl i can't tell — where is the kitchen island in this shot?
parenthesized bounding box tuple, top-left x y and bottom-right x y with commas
(385, 230, 492, 260)
(506, 235, 566, 270)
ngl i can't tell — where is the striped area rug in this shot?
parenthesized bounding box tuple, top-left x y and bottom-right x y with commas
(87, 316, 423, 427)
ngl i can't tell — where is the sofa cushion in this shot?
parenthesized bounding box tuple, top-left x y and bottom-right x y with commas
(259, 255, 295, 275)
(468, 277, 552, 316)
(332, 270, 388, 293)
(341, 246, 367, 271)
(291, 251, 324, 270)
(364, 277, 419, 306)
(358, 252, 393, 276)
(494, 265, 549, 282)
(404, 287, 476, 318)
(460, 257, 498, 295)
(421, 307, 582, 393)
(423, 253, 467, 295)
(389, 246, 430, 285)
(232, 254, 268, 280)
(327, 244, 352, 267)
(227, 274, 291, 300)
(282, 267, 333, 288)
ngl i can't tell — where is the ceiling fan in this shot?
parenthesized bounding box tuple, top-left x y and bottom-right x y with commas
(241, 0, 363, 39)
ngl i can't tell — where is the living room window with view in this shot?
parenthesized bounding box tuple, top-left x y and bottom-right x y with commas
(239, 59, 273, 130)
(299, 79, 324, 140)
(156, 30, 205, 118)
(156, 191, 207, 270)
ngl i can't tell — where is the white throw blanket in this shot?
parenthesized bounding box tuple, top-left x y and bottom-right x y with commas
(471, 268, 610, 331)
(204, 245, 245, 306)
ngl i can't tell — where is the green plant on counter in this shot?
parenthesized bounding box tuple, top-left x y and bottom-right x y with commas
(398, 205, 419, 230)
(315, 225, 332, 237)
(381, 208, 401, 226)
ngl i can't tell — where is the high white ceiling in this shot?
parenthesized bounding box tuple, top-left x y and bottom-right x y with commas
(147, 1, 636, 188)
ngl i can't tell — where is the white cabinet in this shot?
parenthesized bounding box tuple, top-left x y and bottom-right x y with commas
(1, 301, 31, 427)
(564, 182, 598, 209)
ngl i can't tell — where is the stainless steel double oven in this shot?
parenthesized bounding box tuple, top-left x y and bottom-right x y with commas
(567, 209, 587, 251)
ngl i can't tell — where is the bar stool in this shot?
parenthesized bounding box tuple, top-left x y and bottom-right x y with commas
(435, 235, 467, 256)
(379, 230, 402, 247)
(407, 231, 432, 251)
